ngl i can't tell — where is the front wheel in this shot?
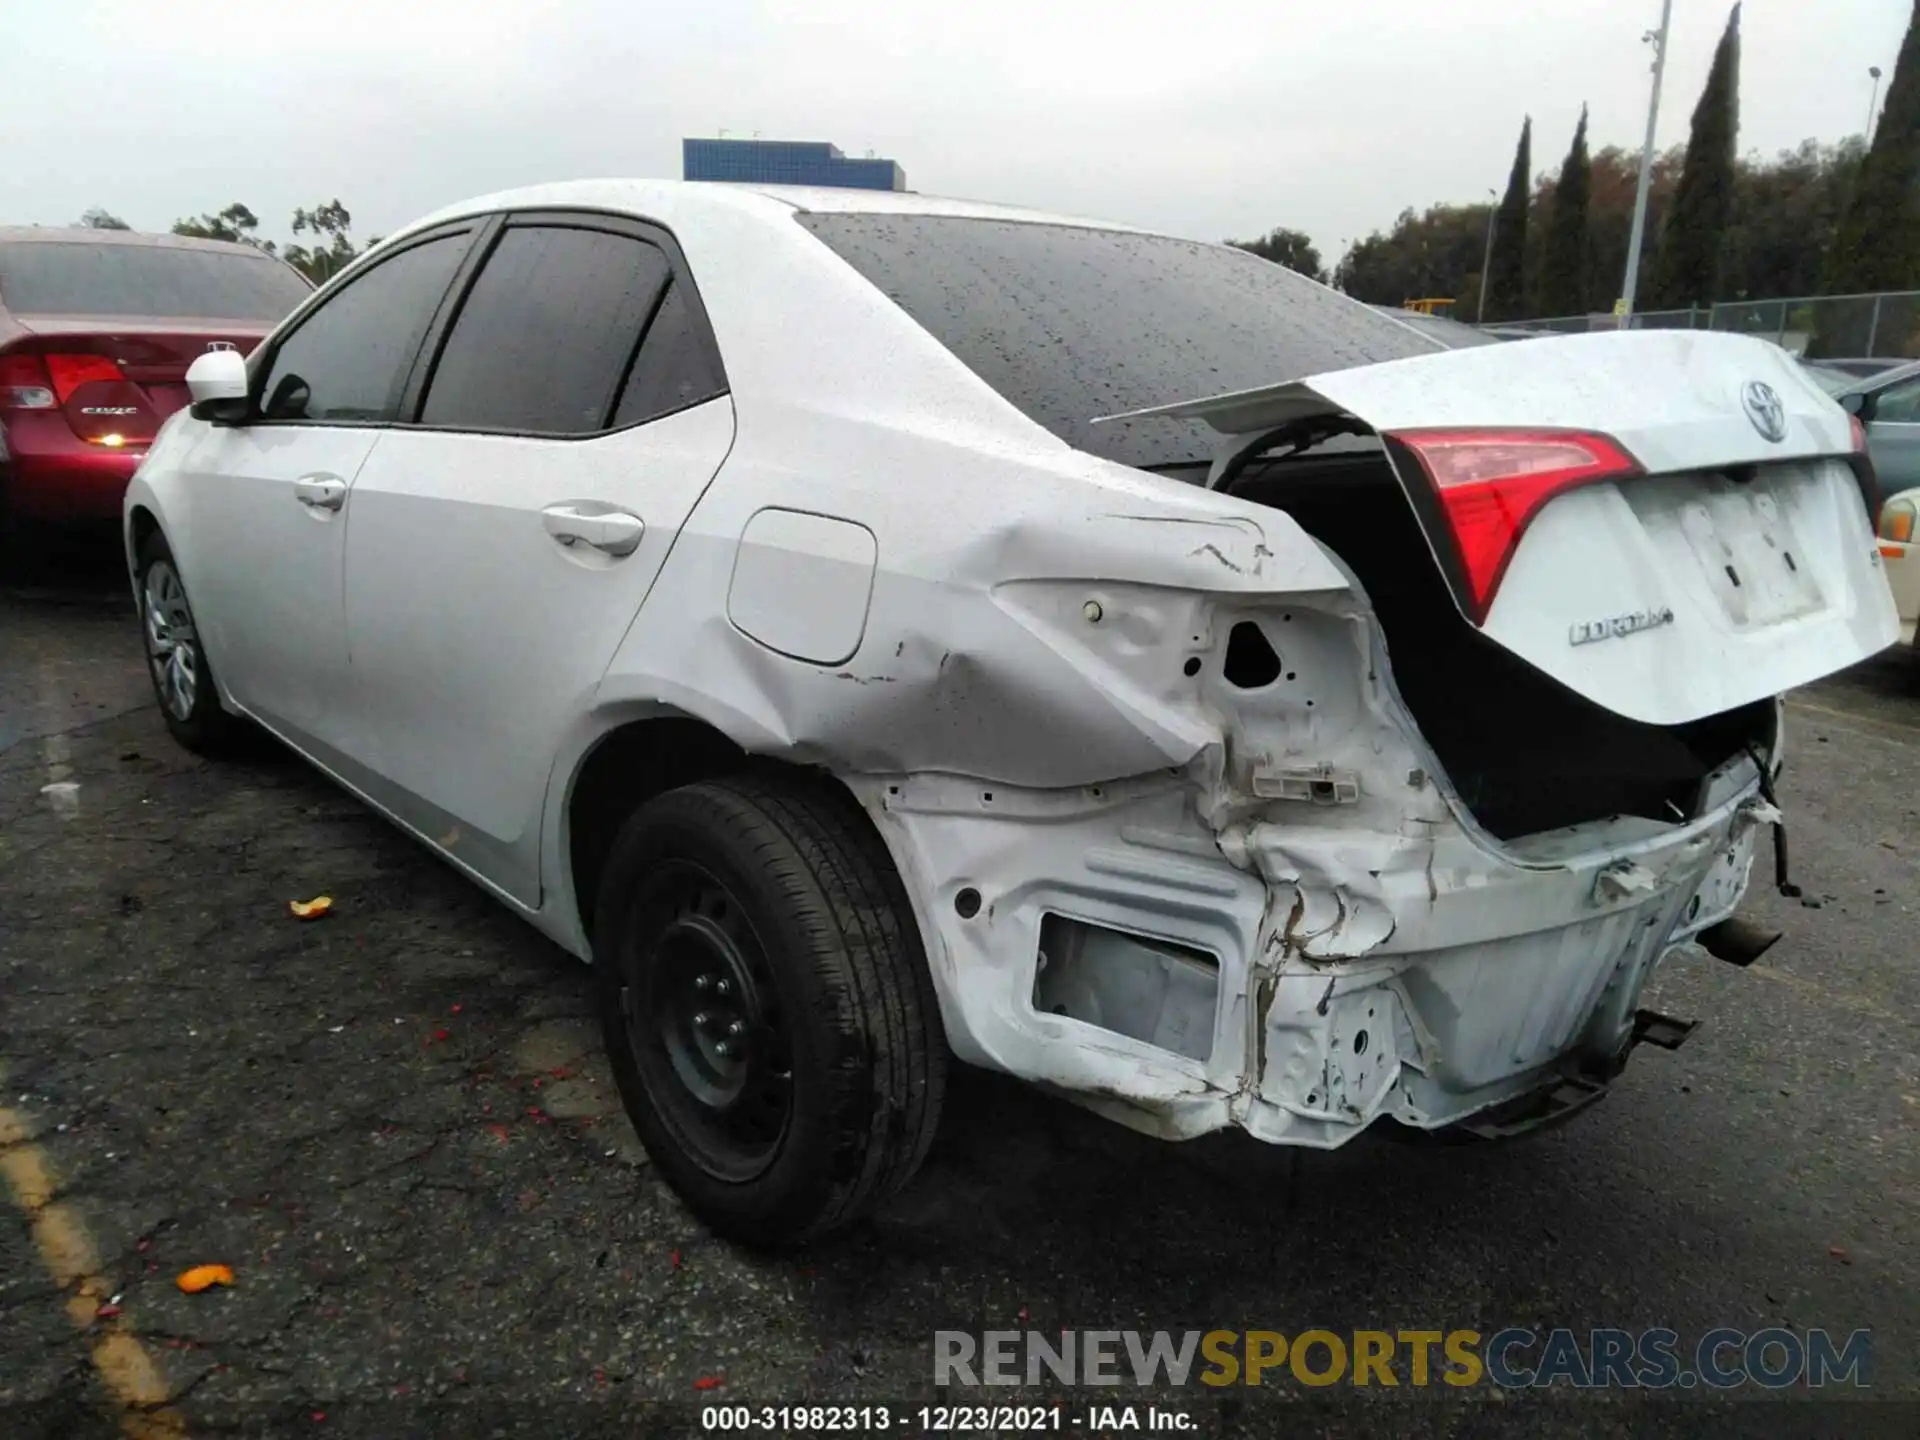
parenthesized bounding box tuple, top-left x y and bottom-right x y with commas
(136, 532, 243, 755)
(594, 773, 946, 1246)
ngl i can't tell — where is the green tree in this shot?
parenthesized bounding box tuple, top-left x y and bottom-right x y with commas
(1647, 4, 1742, 309)
(1483, 118, 1532, 320)
(1827, 2, 1920, 292)
(1731, 137, 1863, 298)
(172, 203, 275, 254)
(282, 199, 365, 284)
(1227, 226, 1325, 282)
(1537, 107, 1593, 315)
(1580, 144, 1685, 313)
(77, 208, 131, 230)
(1332, 203, 1495, 307)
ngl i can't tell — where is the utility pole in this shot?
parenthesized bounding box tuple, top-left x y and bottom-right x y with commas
(1476, 189, 1497, 325)
(1619, 0, 1674, 322)
(1867, 65, 1884, 143)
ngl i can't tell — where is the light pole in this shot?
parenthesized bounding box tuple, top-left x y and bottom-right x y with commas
(1476, 188, 1498, 324)
(1867, 65, 1884, 143)
(1620, 0, 1674, 323)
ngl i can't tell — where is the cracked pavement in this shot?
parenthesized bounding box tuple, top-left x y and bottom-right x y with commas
(2, 538, 1918, 1437)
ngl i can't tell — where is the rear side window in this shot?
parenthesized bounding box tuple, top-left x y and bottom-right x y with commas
(420, 226, 672, 435)
(0, 241, 311, 321)
(611, 281, 727, 428)
(259, 234, 468, 423)
(797, 213, 1440, 470)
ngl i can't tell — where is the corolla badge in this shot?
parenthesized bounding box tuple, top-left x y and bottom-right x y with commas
(1741, 379, 1787, 442)
(1569, 607, 1675, 646)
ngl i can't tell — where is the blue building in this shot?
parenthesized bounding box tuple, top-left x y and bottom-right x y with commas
(682, 139, 906, 192)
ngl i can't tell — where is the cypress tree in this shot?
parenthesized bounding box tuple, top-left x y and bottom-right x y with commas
(1483, 118, 1532, 320)
(1827, 1, 1920, 292)
(1538, 107, 1593, 316)
(1647, 5, 1742, 309)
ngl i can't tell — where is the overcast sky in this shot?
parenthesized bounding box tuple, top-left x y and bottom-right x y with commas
(0, 0, 1907, 264)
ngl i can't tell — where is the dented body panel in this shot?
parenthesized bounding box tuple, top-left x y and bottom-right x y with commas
(133, 180, 1890, 1150)
(534, 187, 1869, 1144)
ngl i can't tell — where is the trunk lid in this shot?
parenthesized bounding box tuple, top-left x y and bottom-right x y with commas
(1104, 330, 1898, 726)
(8, 316, 272, 442)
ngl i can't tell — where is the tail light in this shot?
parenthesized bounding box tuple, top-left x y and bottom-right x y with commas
(0, 349, 150, 445)
(0, 352, 56, 410)
(1386, 428, 1641, 624)
(1847, 410, 1886, 532)
(43, 353, 125, 403)
(1, 351, 130, 408)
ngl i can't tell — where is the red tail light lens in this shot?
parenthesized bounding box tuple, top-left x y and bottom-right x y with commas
(1847, 412, 1884, 528)
(0, 352, 56, 410)
(43, 352, 125, 404)
(1389, 428, 1641, 624)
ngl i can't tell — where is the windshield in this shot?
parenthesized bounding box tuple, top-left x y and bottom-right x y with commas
(797, 213, 1441, 469)
(0, 241, 311, 321)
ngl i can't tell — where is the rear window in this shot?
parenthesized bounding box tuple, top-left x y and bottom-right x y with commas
(0, 241, 310, 321)
(796, 213, 1440, 469)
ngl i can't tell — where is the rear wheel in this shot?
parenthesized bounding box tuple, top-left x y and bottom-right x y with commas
(136, 531, 243, 755)
(594, 773, 946, 1246)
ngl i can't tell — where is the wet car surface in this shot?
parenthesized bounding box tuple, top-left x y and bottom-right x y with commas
(2, 543, 1918, 1434)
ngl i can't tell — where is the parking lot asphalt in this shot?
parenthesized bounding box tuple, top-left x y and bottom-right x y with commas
(2, 539, 1916, 1438)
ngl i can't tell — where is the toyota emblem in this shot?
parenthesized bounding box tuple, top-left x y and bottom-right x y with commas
(1741, 380, 1787, 443)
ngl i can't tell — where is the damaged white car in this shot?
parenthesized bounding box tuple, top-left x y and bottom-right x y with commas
(124, 183, 1899, 1245)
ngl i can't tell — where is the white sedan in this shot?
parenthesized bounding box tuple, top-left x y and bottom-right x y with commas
(125, 182, 1898, 1244)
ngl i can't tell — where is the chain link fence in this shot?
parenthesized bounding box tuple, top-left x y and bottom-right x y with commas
(1486, 292, 1920, 360)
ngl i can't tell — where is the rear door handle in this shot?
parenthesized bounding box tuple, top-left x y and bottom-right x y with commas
(541, 504, 644, 558)
(293, 474, 347, 511)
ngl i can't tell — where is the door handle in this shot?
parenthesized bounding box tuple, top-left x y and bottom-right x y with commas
(294, 474, 347, 511)
(541, 504, 644, 558)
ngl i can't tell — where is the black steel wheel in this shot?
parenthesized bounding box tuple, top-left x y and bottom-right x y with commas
(622, 859, 794, 1182)
(594, 772, 946, 1246)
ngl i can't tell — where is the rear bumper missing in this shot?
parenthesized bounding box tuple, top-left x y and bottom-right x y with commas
(859, 758, 1770, 1148)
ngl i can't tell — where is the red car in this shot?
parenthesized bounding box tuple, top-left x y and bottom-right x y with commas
(0, 226, 311, 546)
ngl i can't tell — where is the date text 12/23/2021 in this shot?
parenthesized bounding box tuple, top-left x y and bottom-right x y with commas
(701, 1405, 1195, 1432)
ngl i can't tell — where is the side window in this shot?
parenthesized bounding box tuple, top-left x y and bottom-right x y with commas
(611, 280, 728, 428)
(258, 234, 467, 422)
(1874, 377, 1920, 424)
(419, 226, 671, 434)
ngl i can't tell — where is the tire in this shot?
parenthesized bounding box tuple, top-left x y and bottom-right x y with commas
(594, 772, 947, 1246)
(135, 530, 244, 755)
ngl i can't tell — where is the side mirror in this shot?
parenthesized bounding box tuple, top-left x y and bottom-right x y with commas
(187, 350, 250, 423)
(1839, 390, 1869, 419)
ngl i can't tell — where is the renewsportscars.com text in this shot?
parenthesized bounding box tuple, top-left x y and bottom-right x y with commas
(934, 1327, 1872, 1390)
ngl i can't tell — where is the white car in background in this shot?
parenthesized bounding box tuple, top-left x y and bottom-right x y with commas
(125, 183, 1898, 1244)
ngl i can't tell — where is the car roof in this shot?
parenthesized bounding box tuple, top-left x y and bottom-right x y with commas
(0, 226, 271, 258)
(1840, 356, 1920, 394)
(394, 179, 1158, 247)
